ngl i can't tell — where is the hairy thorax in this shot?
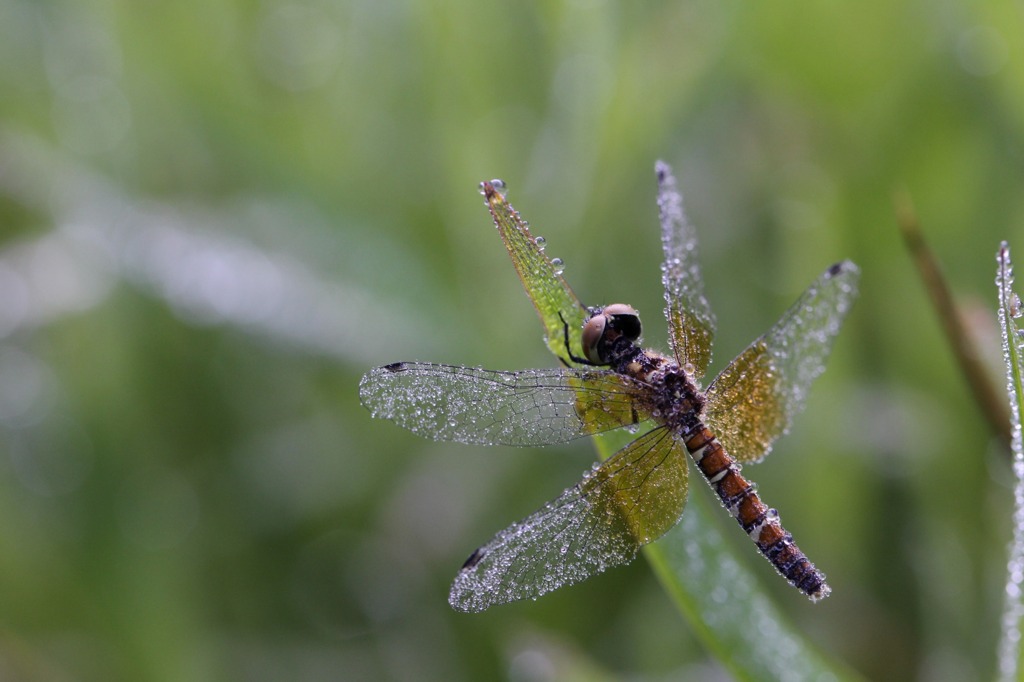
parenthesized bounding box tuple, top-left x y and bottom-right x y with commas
(608, 343, 706, 434)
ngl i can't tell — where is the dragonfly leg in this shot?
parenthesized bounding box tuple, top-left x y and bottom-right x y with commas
(558, 311, 599, 366)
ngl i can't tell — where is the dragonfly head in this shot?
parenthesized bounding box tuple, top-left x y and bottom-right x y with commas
(581, 304, 642, 365)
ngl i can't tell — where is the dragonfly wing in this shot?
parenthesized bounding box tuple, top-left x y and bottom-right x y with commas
(359, 363, 650, 446)
(704, 261, 859, 463)
(657, 161, 716, 381)
(449, 426, 688, 612)
(483, 181, 590, 367)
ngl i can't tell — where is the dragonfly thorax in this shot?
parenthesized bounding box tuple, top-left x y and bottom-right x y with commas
(653, 367, 706, 428)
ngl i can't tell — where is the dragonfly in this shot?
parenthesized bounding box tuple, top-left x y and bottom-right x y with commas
(359, 162, 859, 613)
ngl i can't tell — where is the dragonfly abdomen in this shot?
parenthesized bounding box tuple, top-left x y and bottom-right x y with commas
(684, 425, 832, 602)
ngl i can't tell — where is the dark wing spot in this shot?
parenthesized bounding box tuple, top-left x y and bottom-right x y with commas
(655, 160, 669, 183)
(461, 547, 484, 570)
(826, 262, 843, 277)
(383, 362, 407, 372)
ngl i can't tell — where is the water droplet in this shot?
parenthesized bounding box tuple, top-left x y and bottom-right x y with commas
(535, 236, 546, 246)
(551, 257, 564, 275)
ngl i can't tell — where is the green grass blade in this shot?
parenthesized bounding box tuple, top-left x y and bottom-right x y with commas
(995, 242, 1024, 681)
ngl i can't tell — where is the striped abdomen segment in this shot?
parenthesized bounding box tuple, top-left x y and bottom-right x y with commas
(684, 424, 831, 602)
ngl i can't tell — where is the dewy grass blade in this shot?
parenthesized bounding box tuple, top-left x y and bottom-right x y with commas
(995, 242, 1024, 681)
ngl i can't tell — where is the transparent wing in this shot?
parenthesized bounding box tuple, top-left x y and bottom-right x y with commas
(657, 161, 716, 380)
(704, 261, 859, 463)
(483, 181, 590, 367)
(449, 426, 688, 612)
(359, 362, 650, 446)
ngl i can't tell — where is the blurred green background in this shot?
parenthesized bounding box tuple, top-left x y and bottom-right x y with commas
(0, 0, 1022, 680)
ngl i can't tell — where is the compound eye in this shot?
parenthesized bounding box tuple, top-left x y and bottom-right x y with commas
(602, 304, 642, 341)
(581, 314, 608, 364)
(579, 304, 641, 365)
